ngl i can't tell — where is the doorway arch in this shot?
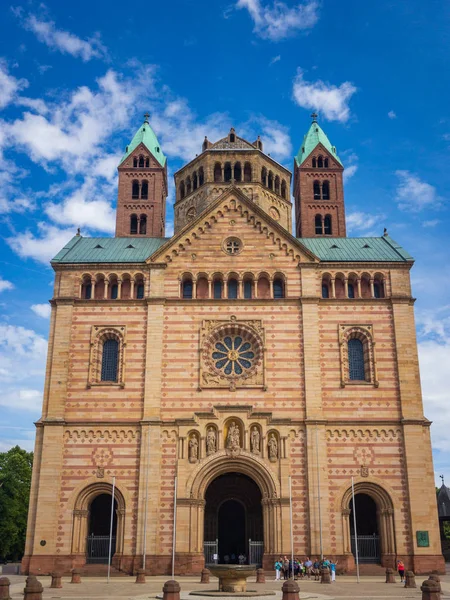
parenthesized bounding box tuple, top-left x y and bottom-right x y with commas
(86, 494, 117, 564)
(341, 481, 396, 566)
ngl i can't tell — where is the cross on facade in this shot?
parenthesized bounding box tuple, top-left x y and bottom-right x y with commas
(440, 474, 445, 486)
(226, 240, 240, 254)
(144, 112, 150, 123)
(311, 112, 318, 122)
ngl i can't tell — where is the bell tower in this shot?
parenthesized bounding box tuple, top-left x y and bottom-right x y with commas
(115, 113, 167, 238)
(294, 114, 346, 238)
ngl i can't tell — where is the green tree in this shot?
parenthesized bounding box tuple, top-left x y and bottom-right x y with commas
(0, 446, 33, 560)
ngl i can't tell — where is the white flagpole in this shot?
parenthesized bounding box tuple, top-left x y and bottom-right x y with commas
(289, 475, 294, 578)
(107, 476, 116, 584)
(143, 425, 151, 570)
(315, 424, 323, 560)
(172, 474, 178, 579)
(351, 477, 360, 584)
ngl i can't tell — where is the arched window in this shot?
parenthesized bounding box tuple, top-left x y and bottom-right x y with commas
(268, 171, 274, 189)
(313, 180, 321, 199)
(315, 214, 322, 235)
(244, 279, 252, 299)
(136, 282, 144, 299)
(374, 279, 384, 298)
(186, 177, 192, 194)
(214, 163, 222, 182)
(180, 181, 185, 199)
(281, 180, 287, 199)
(130, 214, 138, 234)
(322, 180, 330, 200)
(101, 338, 119, 382)
(348, 283, 355, 298)
(110, 283, 118, 300)
(133, 157, 138, 167)
(318, 156, 323, 168)
(348, 339, 365, 381)
(139, 214, 147, 235)
(199, 167, 204, 186)
(275, 175, 280, 194)
(234, 162, 242, 182)
(213, 279, 223, 299)
(324, 158, 329, 168)
(273, 278, 284, 299)
(145, 157, 149, 167)
(312, 157, 317, 168)
(324, 214, 332, 235)
(141, 180, 148, 199)
(228, 278, 238, 299)
(224, 163, 232, 182)
(138, 155, 145, 168)
(244, 162, 252, 182)
(132, 180, 139, 199)
(261, 167, 267, 186)
(322, 283, 329, 299)
(84, 282, 92, 299)
(230, 132, 235, 143)
(193, 172, 198, 190)
(182, 278, 193, 299)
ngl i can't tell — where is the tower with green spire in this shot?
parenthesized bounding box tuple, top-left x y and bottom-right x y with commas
(293, 113, 346, 238)
(115, 113, 168, 238)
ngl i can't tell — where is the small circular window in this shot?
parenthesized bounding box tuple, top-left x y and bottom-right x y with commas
(223, 237, 243, 255)
(212, 335, 255, 376)
(269, 206, 280, 221)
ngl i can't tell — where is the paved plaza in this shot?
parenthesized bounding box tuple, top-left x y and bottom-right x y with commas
(3, 572, 450, 600)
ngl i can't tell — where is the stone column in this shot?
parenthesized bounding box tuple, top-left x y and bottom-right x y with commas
(104, 279, 109, 299)
(356, 278, 362, 298)
(330, 278, 336, 298)
(224, 280, 228, 299)
(254, 279, 258, 299)
(369, 278, 375, 298)
(91, 280, 96, 299)
(117, 279, 122, 299)
(208, 279, 212, 298)
(342, 508, 351, 553)
(130, 279, 135, 299)
(192, 280, 197, 299)
(269, 278, 274, 298)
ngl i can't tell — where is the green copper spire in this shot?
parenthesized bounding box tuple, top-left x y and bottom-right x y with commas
(295, 113, 342, 167)
(120, 113, 166, 167)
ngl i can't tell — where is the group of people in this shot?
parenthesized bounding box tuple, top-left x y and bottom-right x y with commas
(274, 557, 338, 581)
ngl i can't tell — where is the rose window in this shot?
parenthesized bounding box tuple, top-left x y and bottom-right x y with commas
(212, 335, 255, 375)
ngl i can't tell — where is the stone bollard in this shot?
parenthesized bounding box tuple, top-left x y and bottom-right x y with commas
(23, 576, 43, 600)
(404, 571, 416, 588)
(70, 569, 81, 584)
(282, 578, 300, 600)
(0, 577, 11, 600)
(421, 578, 441, 600)
(200, 568, 210, 584)
(163, 579, 181, 600)
(385, 568, 396, 583)
(50, 572, 62, 589)
(136, 568, 146, 584)
(257, 569, 266, 584)
(429, 574, 442, 596)
(321, 567, 331, 584)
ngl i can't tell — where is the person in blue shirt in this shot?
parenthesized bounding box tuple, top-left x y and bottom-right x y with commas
(329, 559, 338, 581)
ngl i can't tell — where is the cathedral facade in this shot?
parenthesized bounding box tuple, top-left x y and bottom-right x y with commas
(22, 115, 444, 575)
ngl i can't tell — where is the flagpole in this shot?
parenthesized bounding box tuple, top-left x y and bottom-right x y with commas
(315, 424, 323, 560)
(107, 476, 116, 584)
(143, 425, 151, 570)
(351, 477, 360, 584)
(289, 475, 294, 578)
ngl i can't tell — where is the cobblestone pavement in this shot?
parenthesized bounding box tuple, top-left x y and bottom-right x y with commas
(3, 573, 450, 600)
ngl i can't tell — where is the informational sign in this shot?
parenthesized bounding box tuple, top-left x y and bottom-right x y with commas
(416, 531, 430, 547)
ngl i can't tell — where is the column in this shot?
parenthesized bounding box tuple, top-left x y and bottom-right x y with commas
(104, 279, 109, 299)
(344, 277, 349, 298)
(78, 281, 83, 298)
(253, 279, 258, 299)
(117, 279, 122, 299)
(130, 279, 135, 299)
(269, 278, 274, 298)
(208, 278, 212, 299)
(91, 280, 96, 299)
(192, 279, 197, 299)
(369, 278, 375, 298)
(356, 278, 362, 298)
(330, 278, 336, 299)
(342, 509, 351, 554)
(224, 280, 228, 299)
(239, 278, 244, 299)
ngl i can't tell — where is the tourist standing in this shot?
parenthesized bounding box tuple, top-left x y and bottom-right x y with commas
(304, 557, 313, 579)
(330, 559, 337, 581)
(283, 556, 290, 580)
(313, 558, 320, 581)
(397, 560, 405, 583)
(274, 558, 282, 580)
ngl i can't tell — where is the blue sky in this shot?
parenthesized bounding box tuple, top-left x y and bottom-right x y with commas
(0, 0, 448, 485)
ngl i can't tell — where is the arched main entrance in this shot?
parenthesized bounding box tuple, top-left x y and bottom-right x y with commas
(350, 493, 380, 563)
(87, 494, 117, 564)
(204, 472, 263, 564)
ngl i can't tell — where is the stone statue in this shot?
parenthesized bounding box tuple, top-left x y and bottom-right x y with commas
(206, 427, 216, 455)
(268, 433, 278, 461)
(251, 426, 260, 455)
(226, 421, 240, 449)
(189, 435, 198, 462)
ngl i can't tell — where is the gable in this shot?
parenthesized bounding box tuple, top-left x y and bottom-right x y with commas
(299, 142, 342, 170)
(119, 142, 165, 170)
(149, 187, 318, 267)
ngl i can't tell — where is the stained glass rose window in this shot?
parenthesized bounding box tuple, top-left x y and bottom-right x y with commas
(212, 335, 255, 375)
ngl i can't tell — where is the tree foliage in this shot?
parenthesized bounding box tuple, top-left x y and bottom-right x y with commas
(0, 446, 33, 560)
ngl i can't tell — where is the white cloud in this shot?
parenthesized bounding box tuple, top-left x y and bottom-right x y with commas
(0, 60, 28, 109)
(236, 0, 319, 41)
(344, 164, 357, 180)
(0, 278, 14, 292)
(7, 222, 75, 264)
(388, 110, 397, 119)
(342, 151, 358, 182)
(422, 219, 440, 228)
(269, 55, 281, 65)
(346, 211, 384, 235)
(395, 170, 442, 212)
(31, 303, 51, 318)
(292, 69, 357, 123)
(20, 14, 107, 62)
(250, 116, 292, 162)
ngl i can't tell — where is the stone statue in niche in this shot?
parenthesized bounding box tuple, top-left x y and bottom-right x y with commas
(268, 433, 278, 461)
(226, 421, 240, 449)
(189, 435, 199, 463)
(206, 427, 216, 455)
(251, 426, 261, 455)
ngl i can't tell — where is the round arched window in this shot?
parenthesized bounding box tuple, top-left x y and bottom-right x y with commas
(212, 335, 255, 376)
